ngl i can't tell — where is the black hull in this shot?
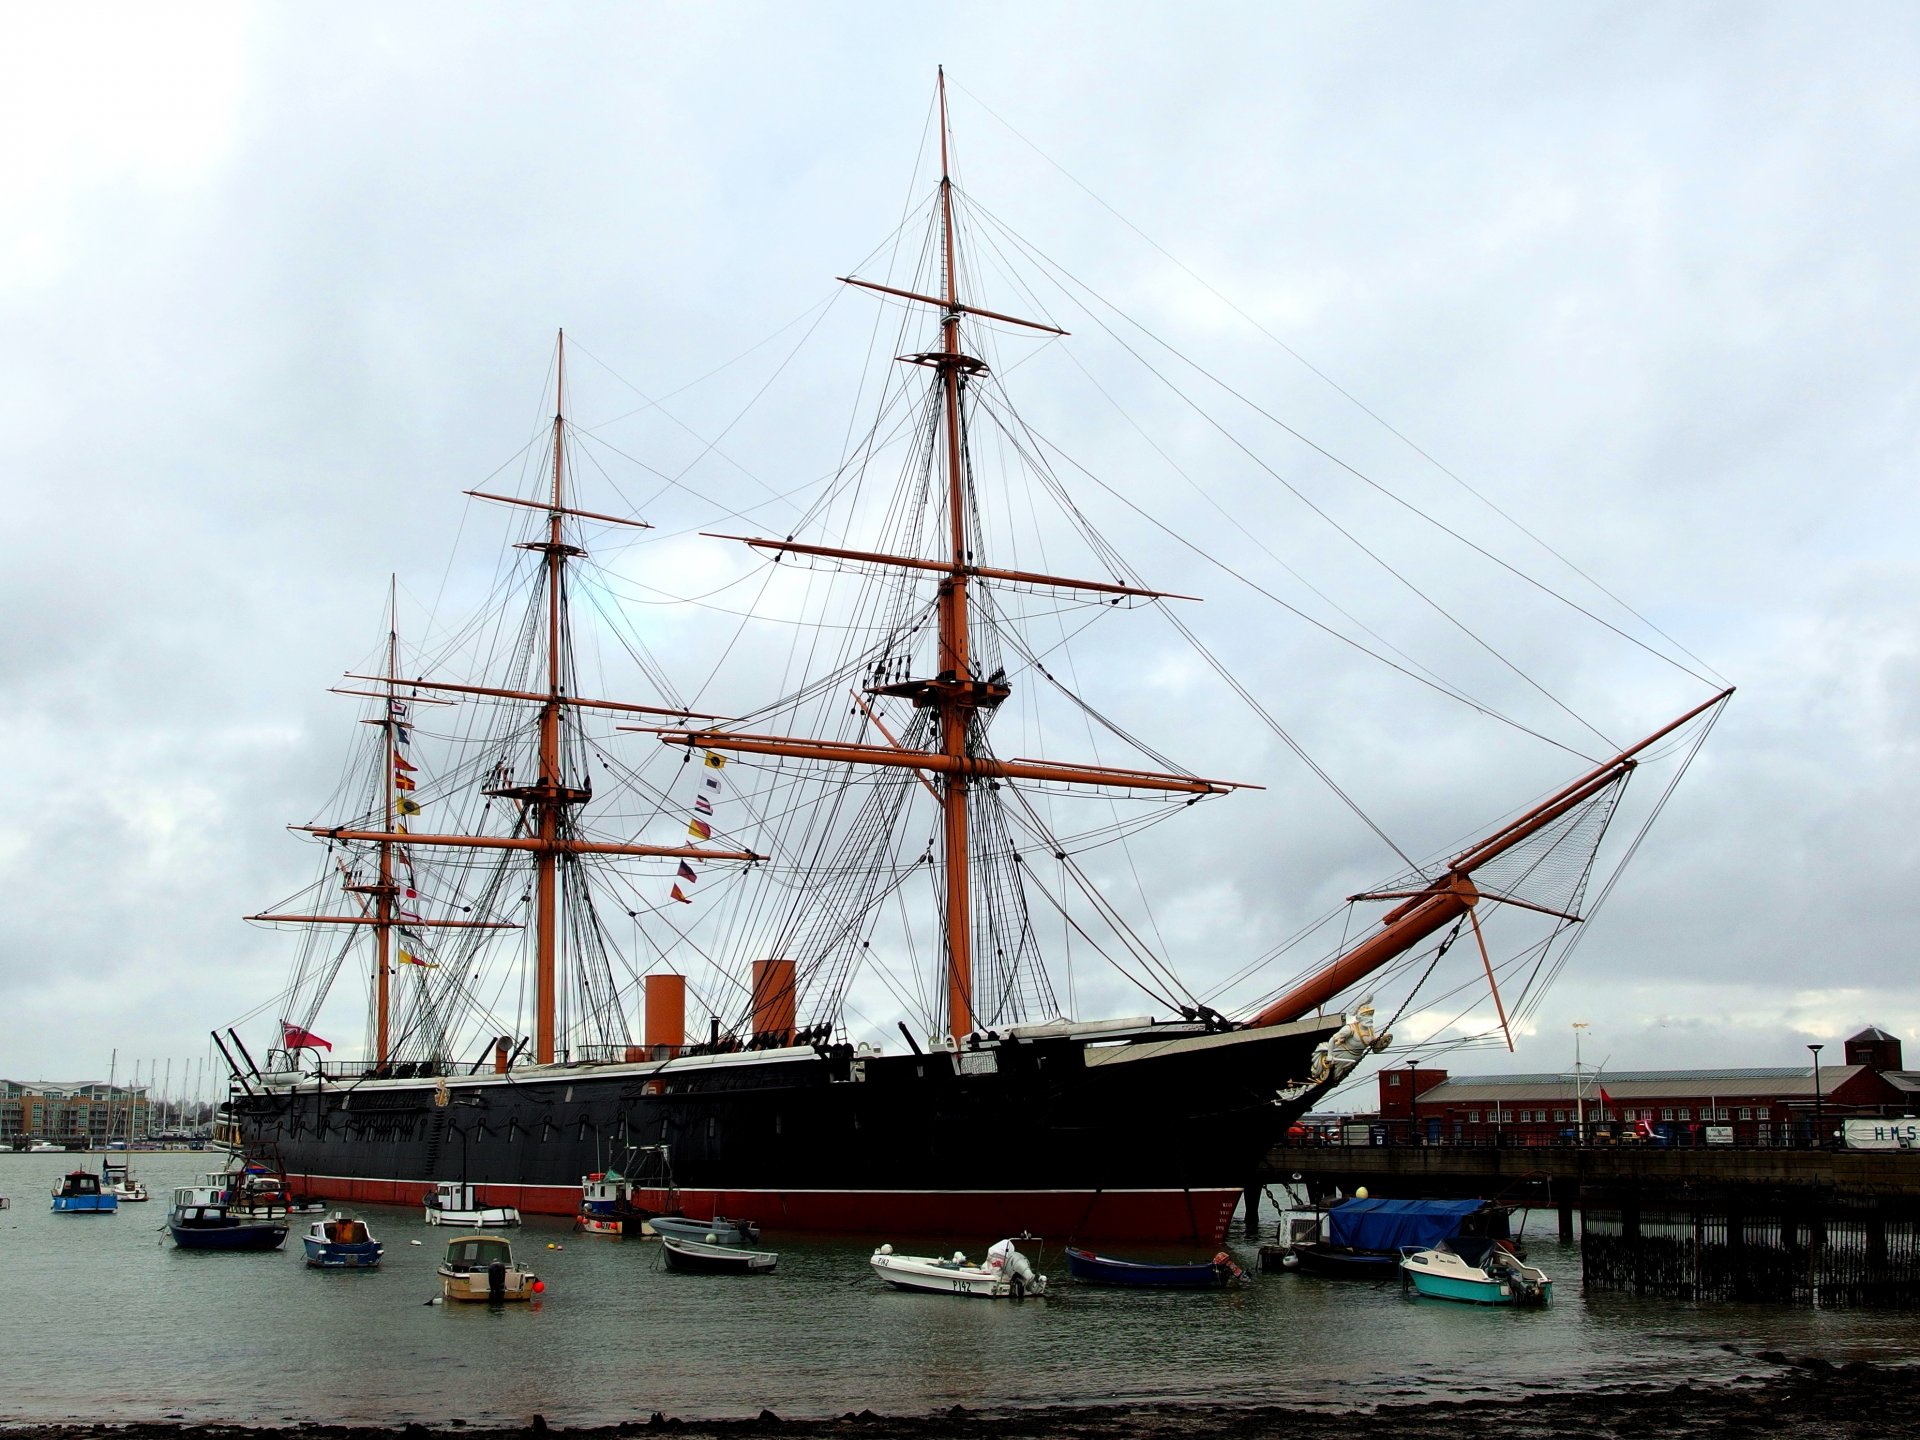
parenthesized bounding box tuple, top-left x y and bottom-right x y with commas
(230, 1017, 1339, 1242)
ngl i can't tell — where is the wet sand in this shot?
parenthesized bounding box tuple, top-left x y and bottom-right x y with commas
(3, 1355, 1910, 1440)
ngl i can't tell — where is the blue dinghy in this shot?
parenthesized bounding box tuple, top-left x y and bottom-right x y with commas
(1066, 1247, 1246, 1288)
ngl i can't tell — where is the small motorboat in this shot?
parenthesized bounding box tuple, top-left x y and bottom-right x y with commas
(303, 1213, 385, 1269)
(648, 1213, 758, 1245)
(1284, 1198, 1517, 1279)
(660, 1235, 779, 1275)
(1401, 1240, 1552, 1306)
(27, 1141, 64, 1153)
(424, 1180, 522, 1228)
(51, 1169, 118, 1215)
(870, 1239, 1047, 1299)
(438, 1233, 543, 1303)
(168, 1187, 288, 1250)
(1065, 1247, 1246, 1288)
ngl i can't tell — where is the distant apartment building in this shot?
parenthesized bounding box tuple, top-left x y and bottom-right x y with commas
(0, 1080, 149, 1144)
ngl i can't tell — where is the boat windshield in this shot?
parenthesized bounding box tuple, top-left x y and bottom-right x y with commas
(444, 1236, 513, 1269)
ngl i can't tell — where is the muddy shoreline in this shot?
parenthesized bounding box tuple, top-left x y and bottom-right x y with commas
(4, 1356, 1911, 1440)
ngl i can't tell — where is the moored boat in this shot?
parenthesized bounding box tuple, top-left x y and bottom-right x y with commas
(660, 1235, 778, 1275)
(438, 1233, 543, 1303)
(303, 1213, 384, 1268)
(1285, 1198, 1515, 1279)
(168, 1186, 288, 1250)
(1065, 1247, 1246, 1288)
(577, 1148, 675, 1236)
(103, 1158, 149, 1203)
(1400, 1240, 1552, 1306)
(648, 1213, 758, 1245)
(424, 1181, 522, 1228)
(870, 1239, 1046, 1299)
(51, 1169, 117, 1215)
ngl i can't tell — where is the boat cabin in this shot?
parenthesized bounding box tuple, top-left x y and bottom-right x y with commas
(319, 1217, 372, 1245)
(443, 1234, 516, 1271)
(430, 1182, 480, 1211)
(171, 1202, 238, 1229)
(55, 1171, 102, 1198)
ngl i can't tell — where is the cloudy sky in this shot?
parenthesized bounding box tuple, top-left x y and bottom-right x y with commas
(3, 3, 1915, 1105)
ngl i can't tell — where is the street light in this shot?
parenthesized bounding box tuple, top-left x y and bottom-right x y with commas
(1407, 1061, 1420, 1146)
(1809, 1043, 1825, 1148)
(1573, 1022, 1590, 1145)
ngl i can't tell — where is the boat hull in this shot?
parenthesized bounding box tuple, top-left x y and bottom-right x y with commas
(661, 1236, 777, 1274)
(50, 1195, 118, 1214)
(170, 1222, 288, 1250)
(1284, 1244, 1402, 1279)
(228, 1017, 1338, 1244)
(1065, 1247, 1231, 1288)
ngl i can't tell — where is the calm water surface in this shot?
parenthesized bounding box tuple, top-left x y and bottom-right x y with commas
(2, 1152, 1914, 1424)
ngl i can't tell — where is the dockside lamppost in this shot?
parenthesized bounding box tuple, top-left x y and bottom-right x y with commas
(1407, 1060, 1420, 1145)
(1573, 1021, 1590, 1145)
(1809, 1043, 1825, 1148)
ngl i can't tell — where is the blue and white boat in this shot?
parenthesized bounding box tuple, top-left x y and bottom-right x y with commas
(1400, 1239, 1552, 1305)
(302, 1213, 384, 1269)
(51, 1169, 117, 1214)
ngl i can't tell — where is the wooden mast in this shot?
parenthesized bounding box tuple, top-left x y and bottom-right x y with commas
(256, 332, 765, 1074)
(376, 578, 397, 1065)
(1245, 686, 1734, 1030)
(656, 70, 1239, 1043)
(535, 331, 568, 1063)
(932, 68, 975, 1041)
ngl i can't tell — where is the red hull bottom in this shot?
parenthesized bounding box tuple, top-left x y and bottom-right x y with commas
(285, 1173, 1241, 1244)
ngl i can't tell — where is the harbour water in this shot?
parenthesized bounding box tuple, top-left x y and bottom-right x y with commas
(1, 1151, 1910, 1426)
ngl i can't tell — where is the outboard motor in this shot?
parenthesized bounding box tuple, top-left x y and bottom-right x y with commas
(487, 1259, 507, 1301)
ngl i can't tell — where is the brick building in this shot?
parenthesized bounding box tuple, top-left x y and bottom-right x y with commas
(1370, 1026, 1915, 1146)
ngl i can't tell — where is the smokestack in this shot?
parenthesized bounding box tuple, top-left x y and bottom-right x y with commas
(645, 974, 687, 1059)
(751, 959, 797, 1046)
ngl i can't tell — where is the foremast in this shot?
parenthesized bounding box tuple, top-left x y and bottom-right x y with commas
(262, 333, 765, 1069)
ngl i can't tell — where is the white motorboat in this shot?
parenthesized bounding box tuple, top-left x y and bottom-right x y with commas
(424, 1180, 522, 1228)
(869, 1240, 1046, 1299)
(1400, 1240, 1553, 1305)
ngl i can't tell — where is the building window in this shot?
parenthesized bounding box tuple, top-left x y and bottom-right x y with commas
(1388, 1073, 1401, 1086)
(1467, 1111, 1480, 1124)
(1676, 1108, 1691, 1121)
(1660, 1108, 1674, 1121)
(1553, 1110, 1566, 1123)
(1739, 1107, 1754, 1121)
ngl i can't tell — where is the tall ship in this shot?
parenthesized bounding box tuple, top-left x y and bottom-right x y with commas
(222, 76, 1729, 1241)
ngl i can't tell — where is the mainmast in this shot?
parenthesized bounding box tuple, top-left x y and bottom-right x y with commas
(661, 72, 1247, 1042)
(933, 70, 978, 1039)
